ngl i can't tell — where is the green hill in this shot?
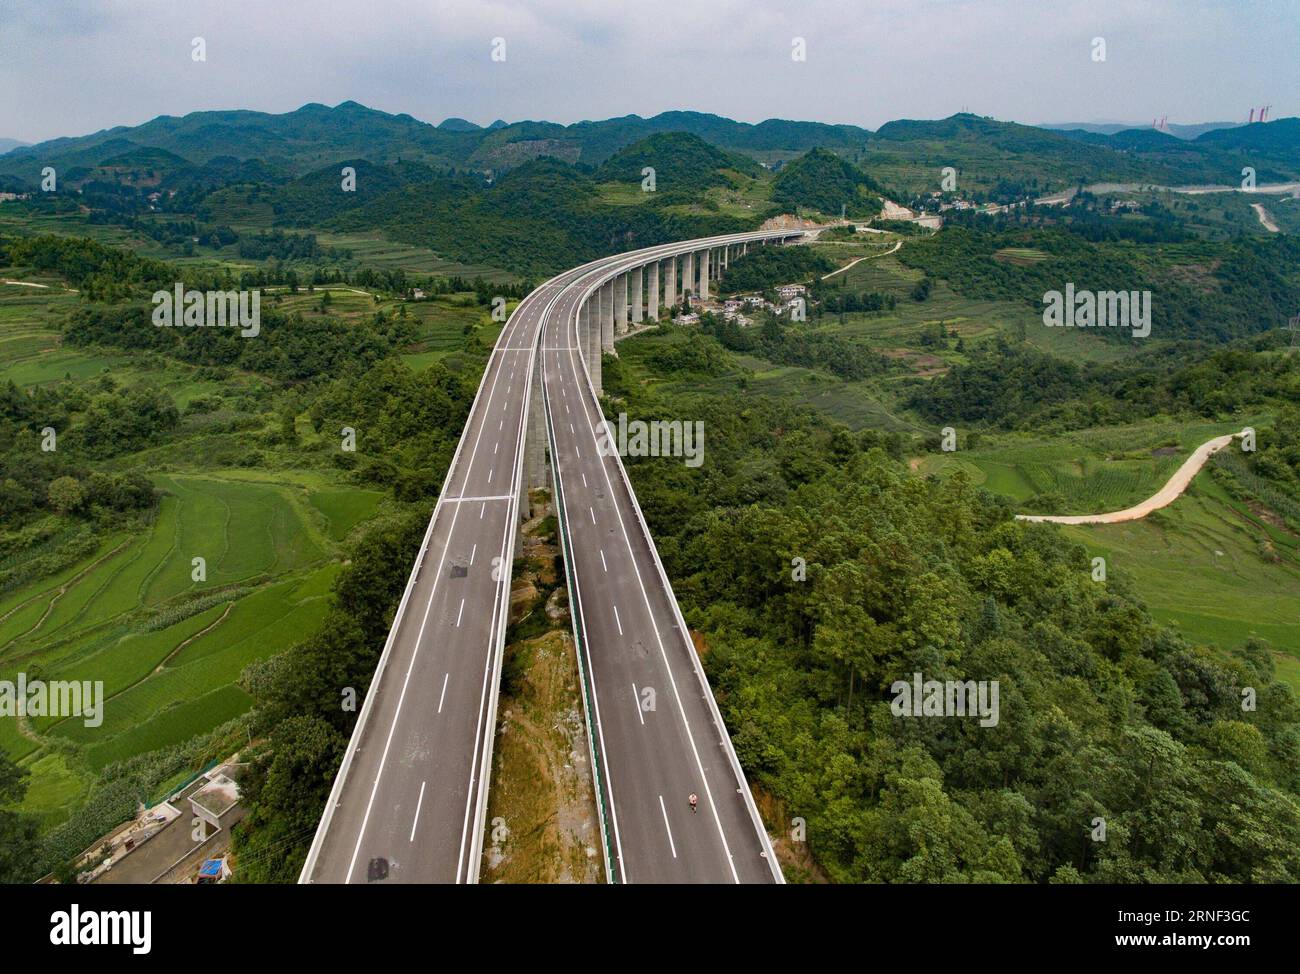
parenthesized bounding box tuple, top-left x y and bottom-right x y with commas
(333, 157, 756, 277)
(772, 147, 883, 217)
(594, 131, 761, 193)
(264, 158, 444, 227)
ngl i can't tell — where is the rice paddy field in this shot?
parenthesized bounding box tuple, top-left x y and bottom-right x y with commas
(0, 465, 374, 826)
(0, 273, 394, 831)
(0, 203, 516, 282)
(1063, 477, 1300, 679)
(809, 247, 1134, 365)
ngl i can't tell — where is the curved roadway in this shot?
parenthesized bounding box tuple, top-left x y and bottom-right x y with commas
(301, 230, 797, 884)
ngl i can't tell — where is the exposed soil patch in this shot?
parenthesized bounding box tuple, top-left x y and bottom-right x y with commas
(754, 786, 829, 884)
(879, 347, 948, 377)
(482, 492, 602, 884)
(482, 629, 602, 883)
(1247, 500, 1296, 535)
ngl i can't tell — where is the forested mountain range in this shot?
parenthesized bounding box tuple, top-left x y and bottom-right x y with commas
(4, 102, 1298, 192)
(8, 102, 1299, 278)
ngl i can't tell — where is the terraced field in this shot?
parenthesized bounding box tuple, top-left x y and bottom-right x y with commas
(917, 419, 1264, 512)
(0, 227, 470, 838)
(814, 251, 1133, 365)
(313, 231, 516, 281)
(262, 285, 508, 372)
(0, 467, 380, 824)
(400, 294, 508, 371)
(1063, 478, 1300, 681)
(0, 280, 130, 386)
(49, 565, 340, 770)
(916, 421, 1300, 687)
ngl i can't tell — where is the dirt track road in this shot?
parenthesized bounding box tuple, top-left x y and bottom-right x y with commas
(1016, 432, 1241, 525)
(1252, 203, 1280, 232)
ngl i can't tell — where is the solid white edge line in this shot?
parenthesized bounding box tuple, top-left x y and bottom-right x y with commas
(410, 781, 426, 842)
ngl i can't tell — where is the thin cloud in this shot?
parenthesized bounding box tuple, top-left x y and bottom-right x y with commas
(1, 0, 1295, 143)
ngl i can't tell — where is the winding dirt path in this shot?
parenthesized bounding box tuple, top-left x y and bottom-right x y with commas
(821, 240, 903, 280)
(1251, 203, 1280, 233)
(1, 279, 79, 293)
(1016, 432, 1242, 525)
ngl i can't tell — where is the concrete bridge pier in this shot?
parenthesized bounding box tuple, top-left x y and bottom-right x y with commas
(663, 256, 676, 309)
(647, 260, 659, 321)
(611, 271, 626, 335)
(683, 252, 694, 300)
(581, 294, 601, 393)
(631, 265, 644, 324)
(601, 280, 615, 354)
(578, 297, 591, 368)
(698, 249, 709, 300)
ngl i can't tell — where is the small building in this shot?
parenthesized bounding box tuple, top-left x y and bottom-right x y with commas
(189, 774, 240, 840)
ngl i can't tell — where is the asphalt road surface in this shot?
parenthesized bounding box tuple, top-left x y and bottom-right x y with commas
(538, 236, 787, 884)
(302, 232, 790, 884)
(300, 269, 585, 884)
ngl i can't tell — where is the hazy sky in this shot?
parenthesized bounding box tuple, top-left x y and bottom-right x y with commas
(2, 0, 1296, 143)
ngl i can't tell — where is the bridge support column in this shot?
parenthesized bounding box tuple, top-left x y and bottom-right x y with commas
(631, 265, 643, 324)
(698, 249, 709, 300)
(683, 252, 694, 302)
(663, 256, 676, 310)
(582, 293, 600, 392)
(647, 260, 659, 321)
(601, 280, 615, 354)
(615, 273, 628, 335)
